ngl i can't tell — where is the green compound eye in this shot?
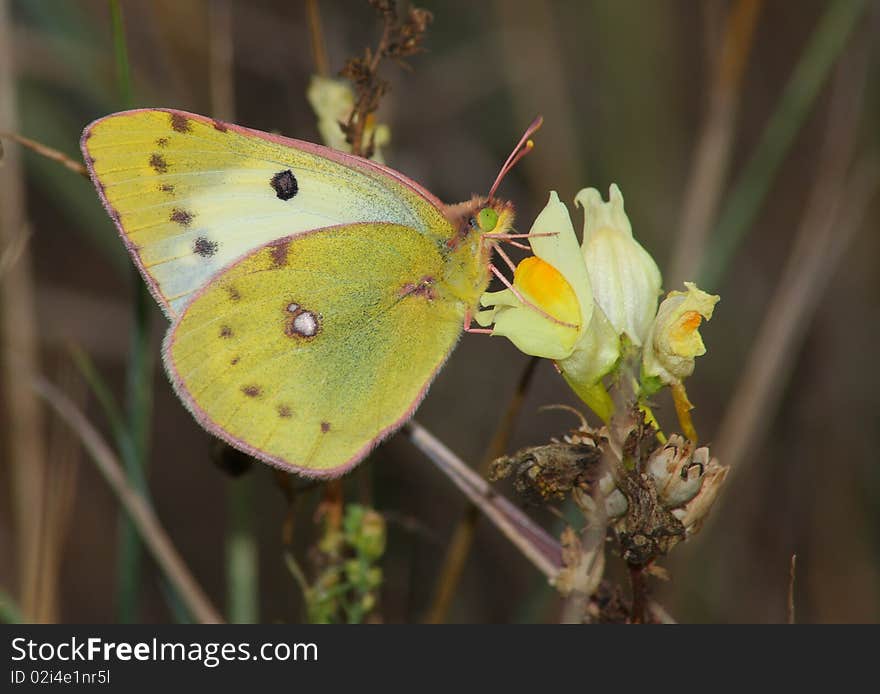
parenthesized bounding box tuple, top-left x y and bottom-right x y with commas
(477, 207, 498, 232)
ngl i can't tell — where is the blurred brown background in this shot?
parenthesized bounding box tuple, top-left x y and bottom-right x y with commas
(1, 0, 878, 623)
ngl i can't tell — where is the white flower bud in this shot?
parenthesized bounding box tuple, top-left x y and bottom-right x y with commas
(576, 184, 662, 346)
(643, 282, 720, 385)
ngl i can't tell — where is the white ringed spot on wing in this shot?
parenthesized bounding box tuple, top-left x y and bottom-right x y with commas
(283, 300, 320, 339)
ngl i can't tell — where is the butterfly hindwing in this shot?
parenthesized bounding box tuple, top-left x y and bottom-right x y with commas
(164, 222, 464, 476)
(81, 108, 451, 317)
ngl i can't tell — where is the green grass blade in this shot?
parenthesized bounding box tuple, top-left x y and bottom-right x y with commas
(699, 0, 867, 290)
(108, 0, 155, 624)
(0, 588, 23, 623)
(226, 476, 259, 623)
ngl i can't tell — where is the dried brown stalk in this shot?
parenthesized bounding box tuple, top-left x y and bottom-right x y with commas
(424, 357, 539, 624)
(31, 366, 84, 622)
(35, 377, 224, 624)
(208, 0, 235, 123)
(305, 0, 330, 77)
(0, 131, 88, 178)
(668, 0, 764, 287)
(0, 0, 49, 622)
(716, 41, 875, 474)
(406, 420, 563, 581)
(340, 0, 432, 157)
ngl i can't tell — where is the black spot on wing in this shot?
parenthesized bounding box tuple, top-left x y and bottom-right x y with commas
(170, 208, 194, 226)
(270, 170, 298, 201)
(149, 153, 168, 173)
(170, 113, 192, 133)
(193, 236, 218, 257)
(270, 240, 289, 267)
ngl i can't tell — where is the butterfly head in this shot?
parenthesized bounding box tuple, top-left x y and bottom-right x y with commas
(445, 195, 514, 251)
(443, 115, 541, 248)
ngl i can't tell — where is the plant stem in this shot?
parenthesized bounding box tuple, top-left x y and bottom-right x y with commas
(406, 419, 562, 581)
(671, 383, 698, 443)
(206, 0, 260, 626)
(629, 565, 647, 624)
(305, 0, 329, 77)
(668, 0, 763, 287)
(0, 132, 88, 178)
(36, 377, 223, 624)
(226, 475, 258, 623)
(699, 0, 867, 290)
(424, 357, 538, 623)
(716, 44, 876, 473)
(0, 588, 22, 624)
(0, 0, 48, 622)
(109, 0, 154, 624)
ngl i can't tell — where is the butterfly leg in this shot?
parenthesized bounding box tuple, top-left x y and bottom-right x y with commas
(463, 308, 493, 335)
(493, 243, 518, 273)
(480, 232, 558, 259)
(483, 232, 559, 242)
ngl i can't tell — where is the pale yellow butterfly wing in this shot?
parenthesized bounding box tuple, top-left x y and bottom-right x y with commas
(164, 223, 464, 477)
(81, 108, 449, 317)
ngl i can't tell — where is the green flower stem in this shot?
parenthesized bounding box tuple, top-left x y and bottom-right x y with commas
(563, 377, 614, 424)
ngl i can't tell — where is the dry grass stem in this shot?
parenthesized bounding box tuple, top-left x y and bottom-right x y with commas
(35, 377, 224, 624)
(340, 1, 431, 158)
(30, 367, 84, 622)
(425, 357, 539, 623)
(406, 420, 562, 581)
(0, 132, 88, 178)
(305, 0, 329, 77)
(208, 0, 236, 123)
(668, 0, 763, 286)
(0, 0, 49, 621)
(717, 43, 875, 473)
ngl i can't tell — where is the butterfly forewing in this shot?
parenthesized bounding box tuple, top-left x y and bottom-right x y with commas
(164, 222, 464, 476)
(81, 109, 450, 317)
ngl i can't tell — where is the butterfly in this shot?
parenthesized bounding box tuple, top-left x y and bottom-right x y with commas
(80, 108, 540, 477)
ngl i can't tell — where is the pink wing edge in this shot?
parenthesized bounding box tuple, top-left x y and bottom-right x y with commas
(79, 107, 450, 319)
(161, 226, 463, 480)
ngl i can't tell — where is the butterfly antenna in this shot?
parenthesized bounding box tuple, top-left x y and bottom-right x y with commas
(488, 115, 543, 200)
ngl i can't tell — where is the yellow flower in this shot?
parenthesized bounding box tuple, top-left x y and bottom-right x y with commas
(642, 282, 719, 386)
(576, 185, 661, 347)
(306, 75, 390, 163)
(477, 192, 619, 418)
